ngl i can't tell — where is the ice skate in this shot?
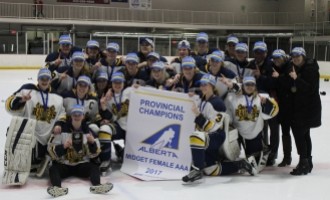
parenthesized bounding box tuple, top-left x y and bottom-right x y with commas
(100, 160, 112, 176)
(238, 159, 257, 175)
(182, 168, 203, 184)
(90, 182, 113, 194)
(47, 186, 68, 197)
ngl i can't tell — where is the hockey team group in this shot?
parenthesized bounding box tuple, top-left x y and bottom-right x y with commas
(2, 32, 322, 198)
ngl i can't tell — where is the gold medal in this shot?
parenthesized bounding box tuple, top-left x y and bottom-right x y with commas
(40, 110, 47, 120)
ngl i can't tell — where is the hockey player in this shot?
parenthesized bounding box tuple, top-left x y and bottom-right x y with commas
(4, 68, 65, 185)
(58, 75, 113, 174)
(200, 50, 237, 98)
(45, 34, 82, 73)
(203, 51, 236, 78)
(146, 52, 176, 78)
(51, 51, 91, 94)
(137, 37, 167, 69)
(170, 40, 191, 73)
(223, 76, 279, 173)
(94, 71, 110, 99)
(225, 42, 254, 83)
(119, 52, 149, 87)
(93, 42, 123, 83)
(249, 41, 280, 166)
(84, 40, 103, 74)
(47, 104, 113, 197)
(224, 35, 239, 61)
(144, 51, 160, 75)
(276, 47, 321, 175)
(182, 74, 255, 183)
(105, 72, 132, 162)
(172, 56, 204, 95)
(191, 32, 218, 69)
(146, 61, 174, 90)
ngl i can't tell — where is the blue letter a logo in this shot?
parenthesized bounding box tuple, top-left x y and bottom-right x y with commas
(142, 124, 181, 150)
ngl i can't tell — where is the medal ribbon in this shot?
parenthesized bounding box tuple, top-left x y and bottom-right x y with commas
(40, 90, 49, 112)
(113, 90, 123, 111)
(236, 62, 246, 82)
(76, 98, 85, 106)
(244, 95, 255, 113)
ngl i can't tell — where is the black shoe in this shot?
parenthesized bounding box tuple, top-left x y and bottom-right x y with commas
(290, 158, 309, 175)
(278, 156, 292, 167)
(266, 158, 276, 166)
(182, 169, 203, 183)
(308, 156, 313, 173)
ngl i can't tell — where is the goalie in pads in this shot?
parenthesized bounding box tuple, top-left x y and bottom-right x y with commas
(224, 76, 279, 174)
(3, 68, 65, 185)
(47, 105, 113, 197)
(182, 74, 256, 183)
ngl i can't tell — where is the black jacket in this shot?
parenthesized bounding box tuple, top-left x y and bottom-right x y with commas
(277, 58, 321, 128)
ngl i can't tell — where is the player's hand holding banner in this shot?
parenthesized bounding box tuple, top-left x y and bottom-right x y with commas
(121, 87, 196, 181)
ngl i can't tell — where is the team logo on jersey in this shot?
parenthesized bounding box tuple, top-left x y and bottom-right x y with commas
(235, 104, 260, 121)
(142, 124, 181, 150)
(33, 103, 57, 123)
(111, 99, 129, 118)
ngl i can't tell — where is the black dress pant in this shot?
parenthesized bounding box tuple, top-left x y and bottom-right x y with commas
(291, 124, 312, 159)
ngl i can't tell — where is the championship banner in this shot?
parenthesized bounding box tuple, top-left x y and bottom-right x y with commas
(129, 0, 152, 10)
(57, 0, 110, 4)
(121, 87, 196, 181)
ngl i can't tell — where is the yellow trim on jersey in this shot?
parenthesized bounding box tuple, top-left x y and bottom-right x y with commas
(5, 95, 15, 111)
(190, 135, 205, 147)
(203, 120, 215, 132)
(98, 132, 112, 140)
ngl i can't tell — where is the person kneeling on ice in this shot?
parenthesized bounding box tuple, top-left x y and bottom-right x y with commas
(182, 74, 256, 183)
(3, 68, 65, 185)
(223, 76, 279, 173)
(47, 104, 113, 197)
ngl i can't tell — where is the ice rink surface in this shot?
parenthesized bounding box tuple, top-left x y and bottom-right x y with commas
(0, 70, 329, 200)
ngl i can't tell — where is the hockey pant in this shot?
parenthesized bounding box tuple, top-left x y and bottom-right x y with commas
(2, 116, 37, 185)
(49, 161, 100, 187)
(189, 130, 225, 170)
(192, 128, 245, 176)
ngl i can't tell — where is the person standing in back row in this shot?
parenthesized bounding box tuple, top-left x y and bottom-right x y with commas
(277, 47, 321, 175)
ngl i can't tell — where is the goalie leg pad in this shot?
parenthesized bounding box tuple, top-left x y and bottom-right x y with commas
(219, 113, 241, 161)
(190, 131, 209, 149)
(2, 116, 37, 185)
